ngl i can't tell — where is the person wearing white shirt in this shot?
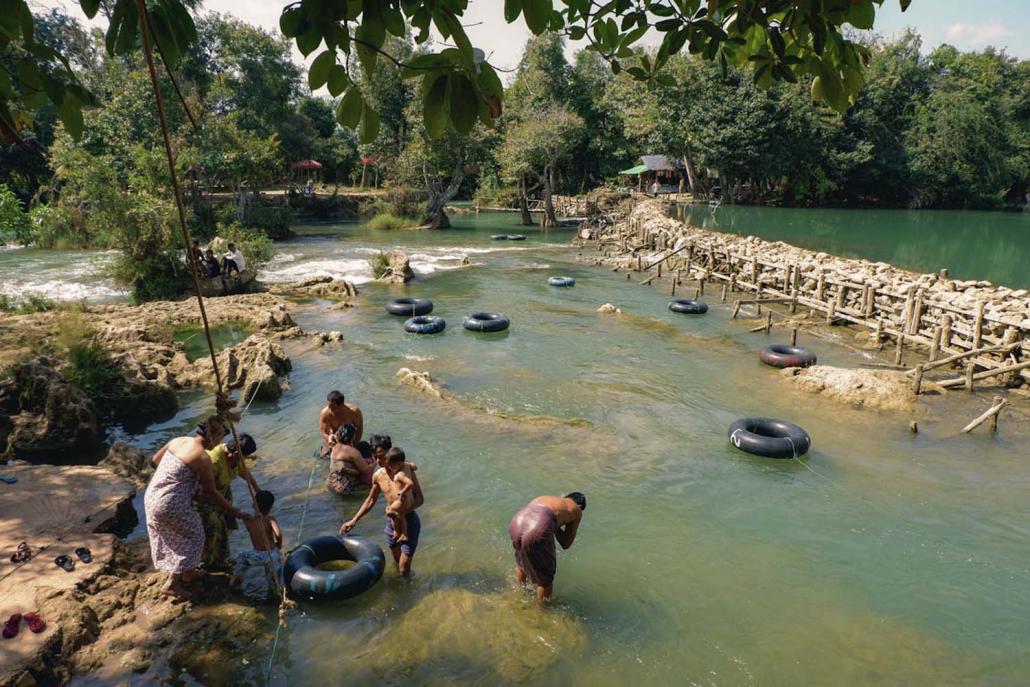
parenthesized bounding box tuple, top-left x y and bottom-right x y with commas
(222, 243, 245, 276)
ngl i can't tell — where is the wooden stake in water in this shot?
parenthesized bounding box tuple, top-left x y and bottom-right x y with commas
(929, 326, 942, 362)
(894, 333, 904, 366)
(790, 327, 798, 346)
(913, 365, 924, 395)
(965, 362, 975, 391)
(732, 300, 742, 319)
(720, 284, 727, 302)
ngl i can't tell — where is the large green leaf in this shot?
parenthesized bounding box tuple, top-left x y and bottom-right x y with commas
(422, 73, 449, 138)
(448, 74, 477, 134)
(336, 87, 363, 128)
(504, 0, 522, 22)
(846, 1, 875, 30)
(80, 0, 102, 19)
(279, 7, 303, 37)
(309, 49, 335, 90)
(359, 103, 379, 143)
(327, 65, 349, 96)
(523, 0, 551, 34)
(297, 26, 322, 56)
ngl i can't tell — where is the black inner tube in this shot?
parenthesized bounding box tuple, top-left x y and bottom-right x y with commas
(283, 535, 385, 601)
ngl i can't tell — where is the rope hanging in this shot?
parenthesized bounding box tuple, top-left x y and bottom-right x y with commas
(133, 0, 290, 617)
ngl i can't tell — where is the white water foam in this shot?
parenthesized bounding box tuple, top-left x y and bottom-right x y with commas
(259, 257, 374, 284)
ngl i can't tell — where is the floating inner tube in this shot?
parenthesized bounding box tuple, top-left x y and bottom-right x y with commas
(463, 312, 510, 332)
(386, 298, 433, 317)
(668, 299, 708, 314)
(548, 276, 576, 287)
(490, 234, 509, 241)
(507, 234, 526, 241)
(405, 315, 446, 334)
(728, 418, 811, 459)
(283, 535, 385, 602)
(759, 344, 817, 369)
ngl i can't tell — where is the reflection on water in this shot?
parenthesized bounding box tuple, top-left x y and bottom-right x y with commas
(82, 213, 1030, 684)
(672, 203, 1030, 289)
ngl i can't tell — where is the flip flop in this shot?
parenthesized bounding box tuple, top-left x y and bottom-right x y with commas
(54, 555, 75, 572)
(2, 614, 20, 639)
(0, 474, 16, 484)
(23, 612, 45, 634)
(74, 547, 92, 564)
(10, 543, 31, 564)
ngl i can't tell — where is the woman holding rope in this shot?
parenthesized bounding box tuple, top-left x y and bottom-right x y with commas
(144, 416, 250, 602)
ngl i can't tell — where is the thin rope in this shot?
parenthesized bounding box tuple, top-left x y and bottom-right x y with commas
(134, 0, 287, 611)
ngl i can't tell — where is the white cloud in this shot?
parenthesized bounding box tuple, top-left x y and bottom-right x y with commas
(942, 21, 1012, 48)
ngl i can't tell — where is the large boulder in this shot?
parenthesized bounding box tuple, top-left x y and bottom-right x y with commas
(100, 441, 153, 489)
(782, 365, 941, 411)
(4, 358, 102, 457)
(186, 335, 292, 401)
(376, 250, 415, 284)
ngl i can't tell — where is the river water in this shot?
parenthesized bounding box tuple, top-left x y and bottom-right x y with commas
(8, 211, 1029, 684)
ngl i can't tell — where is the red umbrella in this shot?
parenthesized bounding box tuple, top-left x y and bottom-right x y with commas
(291, 159, 324, 170)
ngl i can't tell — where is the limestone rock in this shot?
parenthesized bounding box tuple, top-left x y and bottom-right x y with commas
(5, 358, 102, 457)
(304, 278, 359, 300)
(100, 441, 153, 489)
(395, 367, 442, 398)
(313, 331, 344, 345)
(376, 250, 415, 284)
(782, 365, 937, 411)
(187, 335, 292, 402)
(597, 303, 622, 314)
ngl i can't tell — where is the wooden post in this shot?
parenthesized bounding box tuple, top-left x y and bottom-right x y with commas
(894, 333, 904, 366)
(750, 259, 758, 285)
(720, 284, 728, 302)
(835, 287, 846, 315)
(973, 300, 985, 349)
(826, 299, 836, 324)
(729, 274, 736, 293)
(941, 315, 953, 350)
(860, 283, 870, 316)
(671, 279, 677, 296)
(732, 300, 742, 318)
(637, 255, 642, 271)
(699, 278, 705, 296)
(939, 267, 948, 280)
(816, 271, 826, 301)
(865, 283, 876, 319)
(790, 291, 798, 314)
(961, 397, 1006, 433)
(965, 362, 975, 391)
(913, 364, 924, 395)
(693, 287, 701, 300)
(900, 285, 916, 336)
(790, 327, 798, 346)
(657, 262, 662, 278)
(929, 326, 942, 362)
(875, 319, 884, 349)
(908, 288, 924, 335)
(764, 311, 772, 334)
(990, 396, 1002, 432)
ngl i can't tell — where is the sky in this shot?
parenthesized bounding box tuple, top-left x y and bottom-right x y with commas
(36, 0, 1030, 76)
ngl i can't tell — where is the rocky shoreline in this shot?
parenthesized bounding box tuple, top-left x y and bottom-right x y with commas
(578, 199, 1030, 401)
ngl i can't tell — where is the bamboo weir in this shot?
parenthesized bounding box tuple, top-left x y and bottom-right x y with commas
(576, 199, 1030, 394)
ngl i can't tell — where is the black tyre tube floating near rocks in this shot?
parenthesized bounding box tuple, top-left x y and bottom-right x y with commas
(386, 298, 433, 317)
(490, 234, 509, 241)
(405, 315, 446, 334)
(507, 234, 526, 241)
(283, 535, 386, 601)
(668, 299, 708, 314)
(759, 344, 817, 368)
(463, 312, 510, 332)
(728, 418, 811, 459)
(548, 276, 576, 287)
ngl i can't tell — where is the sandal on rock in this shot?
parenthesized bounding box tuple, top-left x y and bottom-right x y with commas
(10, 542, 31, 564)
(2, 614, 20, 639)
(54, 555, 75, 572)
(0, 474, 16, 484)
(74, 547, 92, 564)
(23, 612, 45, 634)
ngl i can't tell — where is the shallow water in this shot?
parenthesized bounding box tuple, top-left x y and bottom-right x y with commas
(672, 203, 1030, 289)
(57, 213, 1030, 684)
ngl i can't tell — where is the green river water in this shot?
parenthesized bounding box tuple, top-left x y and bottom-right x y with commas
(672, 203, 1030, 289)
(10, 210, 1027, 685)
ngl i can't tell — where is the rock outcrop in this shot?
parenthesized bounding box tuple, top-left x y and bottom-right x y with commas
(782, 365, 942, 411)
(376, 250, 415, 284)
(1, 358, 102, 458)
(273, 276, 360, 302)
(184, 335, 292, 401)
(100, 441, 153, 489)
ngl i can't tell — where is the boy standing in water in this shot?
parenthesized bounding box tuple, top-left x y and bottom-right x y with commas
(233, 490, 283, 602)
(382, 449, 416, 543)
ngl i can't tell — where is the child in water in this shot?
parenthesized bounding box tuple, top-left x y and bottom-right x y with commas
(232, 490, 283, 602)
(383, 448, 416, 543)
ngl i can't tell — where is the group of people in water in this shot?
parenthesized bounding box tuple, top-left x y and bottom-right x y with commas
(143, 388, 586, 604)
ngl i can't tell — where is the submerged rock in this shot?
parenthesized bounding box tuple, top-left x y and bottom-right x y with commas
(596, 303, 622, 314)
(376, 589, 586, 682)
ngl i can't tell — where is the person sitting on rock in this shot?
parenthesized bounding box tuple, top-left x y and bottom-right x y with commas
(222, 243, 245, 277)
(201, 249, 221, 278)
(232, 490, 283, 603)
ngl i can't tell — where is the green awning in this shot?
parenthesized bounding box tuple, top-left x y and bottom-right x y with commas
(618, 164, 649, 175)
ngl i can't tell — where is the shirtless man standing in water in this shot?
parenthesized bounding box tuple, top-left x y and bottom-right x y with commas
(508, 493, 585, 602)
(317, 390, 363, 458)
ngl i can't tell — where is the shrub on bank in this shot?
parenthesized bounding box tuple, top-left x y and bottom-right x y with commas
(368, 251, 390, 278)
(367, 213, 418, 231)
(0, 184, 31, 244)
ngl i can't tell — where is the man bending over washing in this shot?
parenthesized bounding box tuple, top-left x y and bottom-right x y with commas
(508, 493, 585, 603)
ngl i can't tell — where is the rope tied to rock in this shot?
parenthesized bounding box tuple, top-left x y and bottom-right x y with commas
(133, 0, 290, 623)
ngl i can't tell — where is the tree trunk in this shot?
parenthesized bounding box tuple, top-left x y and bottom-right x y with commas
(682, 148, 700, 197)
(541, 164, 558, 228)
(422, 162, 465, 230)
(519, 176, 535, 226)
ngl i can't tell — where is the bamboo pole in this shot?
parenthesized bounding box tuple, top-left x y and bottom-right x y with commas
(960, 397, 1006, 433)
(894, 333, 904, 366)
(913, 365, 924, 395)
(973, 300, 985, 349)
(939, 359, 1030, 389)
(928, 326, 942, 362)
